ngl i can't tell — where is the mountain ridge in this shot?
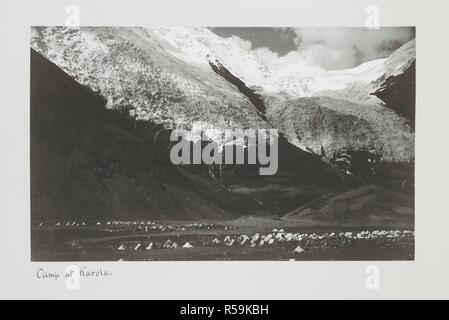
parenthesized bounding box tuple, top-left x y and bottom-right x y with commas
(30, 27, 415, 222)
(31, 27, 415, 163)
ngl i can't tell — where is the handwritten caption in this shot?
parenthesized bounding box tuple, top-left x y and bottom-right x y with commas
(36, 266, 112, 289)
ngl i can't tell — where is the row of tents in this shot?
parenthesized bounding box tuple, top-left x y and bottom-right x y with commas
(113, 228, 413, 253)
(116, 238, 304, 254)
(44, 221, 218, 232)
(117, 240, 194, 251)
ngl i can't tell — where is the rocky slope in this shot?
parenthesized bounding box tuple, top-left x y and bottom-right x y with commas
(373, 61, 416, 127)
(31, 48, 354, 221)
(31, 27, 415, 163)
(30, 27, 415, 222)
(30, 48, 247, 221)
(30, 27, 265, 139)
(266, 95, 414, 162)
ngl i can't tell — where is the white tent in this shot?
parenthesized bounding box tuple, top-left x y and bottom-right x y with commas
(275, 233, 284, 240)
(212, 238, 221, 244)
(224, 236, 231, 243)
(293, 245, 304, 254)
(272, 228, 278, 232)
(145, 243, 153, 250)
(117, 244, 126, 251)
(182, 242, 193, 248)
(96, 221, 102, 225)
(134, 243, 141, 250)
(239, 235, 250, 244)
(171, 242, 179, 249)
(56, 222, 61, 226)
(268, 238, 275, 245)
(239, 234, 250, 241)
(163, 239, 172, 248)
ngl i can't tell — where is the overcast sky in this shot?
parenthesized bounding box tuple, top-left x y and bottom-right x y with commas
(210, 27, 415, 70)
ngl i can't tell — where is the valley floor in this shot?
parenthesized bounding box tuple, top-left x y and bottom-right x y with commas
(31, 218, 414, 261)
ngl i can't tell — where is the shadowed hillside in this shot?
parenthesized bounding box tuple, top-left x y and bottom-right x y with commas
(31, 49, 250, 222)
(285, 184, 414, 227)
(31, 49, 355, 222)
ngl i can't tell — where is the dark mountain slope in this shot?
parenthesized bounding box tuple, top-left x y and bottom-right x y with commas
(207, 57, 353, 186)
(31, 49, 362, 221)
(373, 61, 416, 127)
(30, 49, 254, 222)
(208, 57, 267, 119)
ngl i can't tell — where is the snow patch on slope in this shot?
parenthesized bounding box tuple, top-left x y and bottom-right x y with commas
(30, 27, 266, 142)
(151, 27, 415, 104)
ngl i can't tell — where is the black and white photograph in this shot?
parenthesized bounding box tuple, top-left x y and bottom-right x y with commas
(3, 0, 449, 302)
(30, 26, 415, 261)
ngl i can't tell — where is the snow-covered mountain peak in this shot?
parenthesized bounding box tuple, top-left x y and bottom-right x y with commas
(30, 27, 415, 162)
(150, 27, 415, 104)
(383, 38, 415, 78)
(150, 27, 272, 82)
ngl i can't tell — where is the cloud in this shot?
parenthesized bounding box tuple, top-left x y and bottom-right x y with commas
(253, 47, 279, 64)
(291, 27, 415, 70)
(222, 27, 415, 70)
(226, 35, 252, 52)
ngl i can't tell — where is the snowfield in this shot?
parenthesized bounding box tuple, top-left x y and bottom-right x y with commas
(31, 27, 415, 162)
